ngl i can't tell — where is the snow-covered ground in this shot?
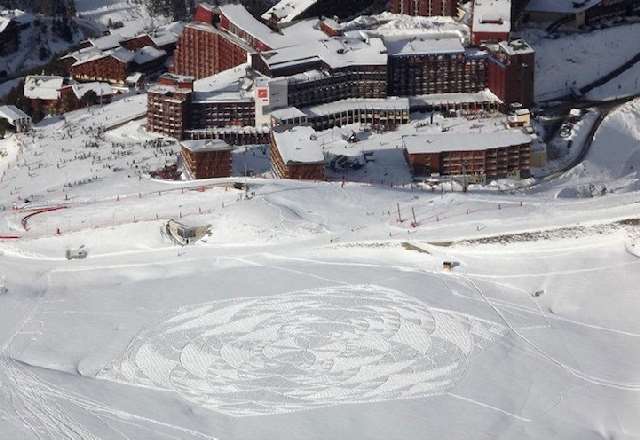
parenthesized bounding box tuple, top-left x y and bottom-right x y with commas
(0, 15, 84, 78)
(0, 97, 639, 439)
(74, 0, 165, 38)
(519, 23, 640, 101)
(586, 61, 640, 101)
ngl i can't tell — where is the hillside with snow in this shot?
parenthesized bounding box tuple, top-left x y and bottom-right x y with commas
(0, 93, 639, 439)
(520, 23, 640, 101)
(558, 98, 640, 194)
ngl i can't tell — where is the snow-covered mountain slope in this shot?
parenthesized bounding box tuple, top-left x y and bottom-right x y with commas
(0, 98, 639, 439)
(520, 23, 640, 101)
(560, 98, 640, 193)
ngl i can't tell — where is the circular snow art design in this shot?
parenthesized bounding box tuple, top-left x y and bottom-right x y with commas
(102, 285, 506, 416)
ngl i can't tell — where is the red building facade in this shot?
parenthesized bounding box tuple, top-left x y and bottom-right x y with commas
(486, 40, 534, 108)
(70, 55, 129, 85)
(172, 23, 250, 79)
(405, 141, 532, 179)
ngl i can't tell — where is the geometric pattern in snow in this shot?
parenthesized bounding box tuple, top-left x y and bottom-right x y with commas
(100, 285, 506, 416)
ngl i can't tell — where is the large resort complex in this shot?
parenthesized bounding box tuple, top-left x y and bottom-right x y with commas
(144, 0, 537, 181)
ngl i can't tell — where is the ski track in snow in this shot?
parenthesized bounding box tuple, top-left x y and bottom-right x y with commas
(457, 275, 640, 391)
(0, 357, 218, 440)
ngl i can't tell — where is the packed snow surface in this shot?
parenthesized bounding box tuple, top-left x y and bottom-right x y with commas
(521, 23, 640, 101)
(0, 98, 640, 439)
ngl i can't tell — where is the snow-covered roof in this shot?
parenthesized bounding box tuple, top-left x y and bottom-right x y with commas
(0, 105, 29, 124)
(409, 89, 501, 107)
(271, 107, 307, 120)
(526, 0, 601, 13)
(65, 46, 105, 64)
(134, 46, 166, 64)
(272, 97, 410, 122)
(404, 129, 532, 155)
(70, 46, 135, 66)
(261, 0, 318, 23)
(88, 34, 122, 51)
(498, 39, 534, 55)
(385, 36, 465, 56)
(71, 82, 113, 100)
(181, 139, 234, 152)
(272, 125, 325, 164)
(219, 4, 285, 48)
(126, 72, 144, 83)
(149, 31, 179, 47)
(192, 64, 253, 102)
(262, 35, 388, 73)
(110, 47, 135, 63)
(305, 97, 410, 117)
(286, 69, 329, 84)
(472, 0, 511, 35)
(23, 76, 64, 100)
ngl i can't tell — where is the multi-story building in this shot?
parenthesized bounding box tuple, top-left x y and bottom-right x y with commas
(66, 45, 168, 85)
(386, 36, 488, 96)
(148, 69, 264, 143)
(271, 98, 411, 131)
(270, 126, 326, 180)
(389, 0, 458, 16)
(172, 3, 287, 79)
(147, 74, 194, 139)
(148, 6, 536, 155)
(486, 39, 535, 108)
(172, 22, 251, 79)
(23, 75, 113, 116)
(180, 139, 234, 179)
(471, 0, 512, 45)
(403, 130, 532, 178)
(251, 35, 389, 112)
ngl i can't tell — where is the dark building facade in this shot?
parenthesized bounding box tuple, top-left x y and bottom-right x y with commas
(389, 0, 458, 16)
(286, 67, 388, 108)
(148, 73, 258, 142)
(388, 48, 488, 96)
(405, 137, 532, 179)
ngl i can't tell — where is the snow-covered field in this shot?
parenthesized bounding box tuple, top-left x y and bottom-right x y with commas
(0, 98, 639, 439)
(0, 15, 84, 78)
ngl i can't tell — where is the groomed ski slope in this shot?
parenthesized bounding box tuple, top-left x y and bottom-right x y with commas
(0, 98, 639, 439)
